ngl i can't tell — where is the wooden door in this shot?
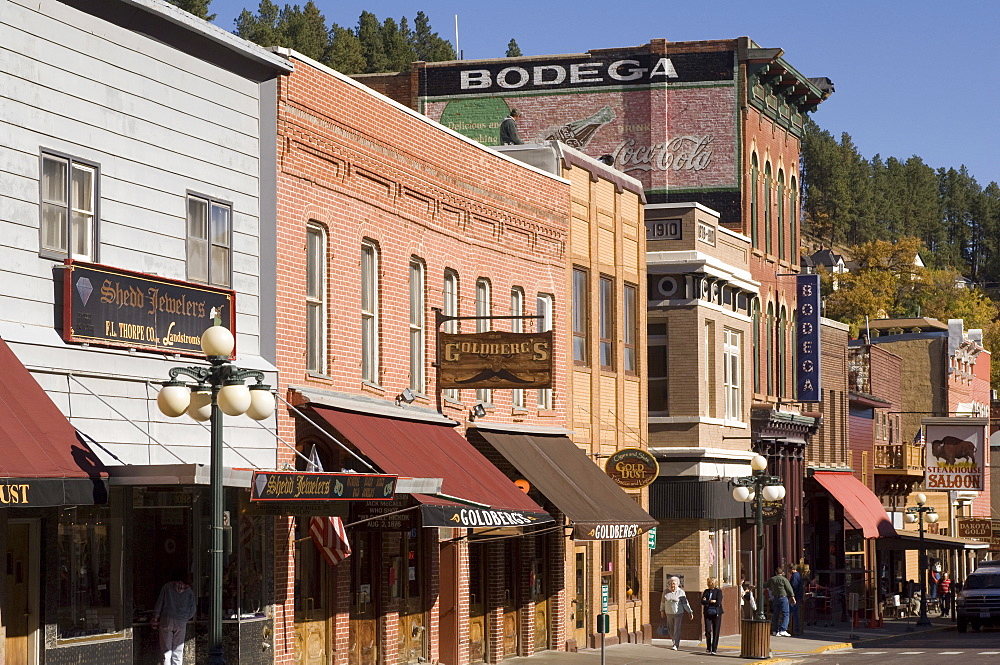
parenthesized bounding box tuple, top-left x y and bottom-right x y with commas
(467, 544, 487, 663)
(5, 521, 37, 665)
(572, 546, 589, 648)
(532, 535, 549, 651)
(397, 530, 426, 664)
(294, 519, 329, 665)
(501, 540, 518, 657)
(349, 532, 377, 665)
(438, 541, 460, 665)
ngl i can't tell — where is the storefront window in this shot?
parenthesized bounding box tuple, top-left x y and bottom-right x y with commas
(625, 535, 641, 601)
(224, 490, 268, 617)
(58, 490, 124, 638)
(601, 540, 616, 602)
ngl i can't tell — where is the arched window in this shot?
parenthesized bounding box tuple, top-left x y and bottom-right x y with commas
(789, 176, 798, 265)
(750, 153, 759, 248)
(778, 306, 787, 398)
(777, 170, 786, 262)
(766, 302, 775, 396)
(764, 163, 773, 255)
(752, 299, 761, 394)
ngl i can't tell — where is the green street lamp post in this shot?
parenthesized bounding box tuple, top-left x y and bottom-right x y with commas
(904, 492, 939, 628)
(732, 454, 786, 658)
(157, 325, 275, 665)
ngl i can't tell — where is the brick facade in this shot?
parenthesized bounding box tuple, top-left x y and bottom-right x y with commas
(273, 52, 570, 665)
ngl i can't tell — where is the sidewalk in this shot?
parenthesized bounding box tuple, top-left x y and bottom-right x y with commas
(504, 616, 954, 665)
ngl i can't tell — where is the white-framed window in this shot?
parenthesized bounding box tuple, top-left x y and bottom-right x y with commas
(599, 275, 615, 370)
(186, 193, 232, 287)
(572, 267, 589, 365)
(442, 270, 459, 402)
(623, 283, 638, 374)
(361, 240, 380, 384)
(40, 152, 97, 261)
(409, 258, 425, 393)
(724, 328, 742, 422)
(536, 293, 553, 410)
(305, 223, 327, 374)
(476, 278, 492, 405)
(511, 286, 525, 409)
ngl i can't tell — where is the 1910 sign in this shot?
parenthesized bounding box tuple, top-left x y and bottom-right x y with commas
(438, 331, 553, 389)
(63, 260, 235, 357)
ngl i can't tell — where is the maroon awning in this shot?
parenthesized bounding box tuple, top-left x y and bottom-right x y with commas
(308, 407, 551, 528)
(812, 470, 894, 538)
(0, 338, 108, 506)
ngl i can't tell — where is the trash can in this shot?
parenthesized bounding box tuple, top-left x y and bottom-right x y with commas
(740, 618, 771, 659)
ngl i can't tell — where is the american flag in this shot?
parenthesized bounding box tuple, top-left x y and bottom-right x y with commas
(309, 516, 351, 566)
(913, 428, 924, 445)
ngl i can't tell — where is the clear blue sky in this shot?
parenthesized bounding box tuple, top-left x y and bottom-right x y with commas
(209, 0, 1000, 187)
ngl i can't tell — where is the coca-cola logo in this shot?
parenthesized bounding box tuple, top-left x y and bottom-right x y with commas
(613, 135, 714, 173)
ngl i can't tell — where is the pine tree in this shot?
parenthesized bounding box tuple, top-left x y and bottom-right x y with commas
(357, 11, 389, 73)
(279, 1, 329, 62)
(506, 38, 522, 57)
(411, 11, 456, 62)
(327, 23, 366, 73)
(167, 0, 216, 22)
(381, 17, 415, 73)
(234, 1, 281, 46)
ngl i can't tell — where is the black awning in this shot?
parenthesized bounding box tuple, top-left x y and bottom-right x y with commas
(648, 478, 746, 520)
(469, 430, 657, 540)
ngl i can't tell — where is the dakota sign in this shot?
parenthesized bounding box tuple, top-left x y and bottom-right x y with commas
(250, 471, 396, 502)
(957, 518, 993, 539)
(922, 418, 986, 491)
(605, 448, 659, 489)
(437, 331, 553, 389)
(63, 260, 235, 357)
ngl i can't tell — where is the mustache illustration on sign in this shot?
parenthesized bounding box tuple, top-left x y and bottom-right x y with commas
(453, 368, 534, 385)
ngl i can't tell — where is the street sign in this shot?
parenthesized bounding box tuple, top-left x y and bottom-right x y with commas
(601, 584, 609, 613)
(648, 526, 657, 549)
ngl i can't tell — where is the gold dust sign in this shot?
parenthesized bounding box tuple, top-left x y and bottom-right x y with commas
(604, 448, 659, 489)
(438, 331, 553, 389)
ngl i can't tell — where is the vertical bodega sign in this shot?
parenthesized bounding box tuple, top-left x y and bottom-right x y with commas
(796, 274, 822, 402)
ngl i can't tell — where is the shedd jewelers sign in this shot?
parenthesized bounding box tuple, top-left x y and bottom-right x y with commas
(63, 261, 235, 357)
(438, 331, 553, 389)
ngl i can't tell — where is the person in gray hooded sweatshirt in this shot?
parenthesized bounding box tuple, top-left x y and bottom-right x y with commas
(152, 570, 197, 665)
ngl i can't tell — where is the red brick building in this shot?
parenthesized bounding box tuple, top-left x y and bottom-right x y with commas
(272, 53, 572, 665)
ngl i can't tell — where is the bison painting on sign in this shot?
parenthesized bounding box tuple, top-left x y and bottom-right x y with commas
(922, 418, 987, 492)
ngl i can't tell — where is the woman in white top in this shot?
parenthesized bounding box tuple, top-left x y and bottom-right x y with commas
(660, 576, 693, 650)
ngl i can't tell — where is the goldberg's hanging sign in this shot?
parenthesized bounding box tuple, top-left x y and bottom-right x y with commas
(922, 417, 986, 491)
(250, 471, 397, 502)
(795, 274, 822, 402)
(437, 331, 553, 389)
(605, 448, 659, 489)
(63, 260, 235, 358)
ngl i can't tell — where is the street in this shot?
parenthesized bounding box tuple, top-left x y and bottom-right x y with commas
(797, 628, 1000, 665)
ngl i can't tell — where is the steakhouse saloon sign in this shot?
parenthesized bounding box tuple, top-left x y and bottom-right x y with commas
(438, 331, 553, 390)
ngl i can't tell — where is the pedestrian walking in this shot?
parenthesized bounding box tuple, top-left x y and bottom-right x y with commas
(660, 576, 694, 650)
(767, 566, 795, 637)
(939, 572, 952, 615)
(152, 570, 197, 665)
(786, 563, 804, 635)
(701, 577, 724, 655)
(741, 580, 757, 620)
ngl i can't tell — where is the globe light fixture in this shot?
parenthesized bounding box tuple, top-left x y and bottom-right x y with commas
(906, 493, 939, 627)
(731, 448, 786, 657)
(156, 325, 274, 665)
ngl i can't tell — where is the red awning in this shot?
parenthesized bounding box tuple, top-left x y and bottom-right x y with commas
(812, 470, 894, 538)
(309, 407, 551, 528)
(0, 338, 108, 506)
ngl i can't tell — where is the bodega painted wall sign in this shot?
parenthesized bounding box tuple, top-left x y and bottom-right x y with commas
(63, 260, 235, 357)
(437, 331, 553, 389)
(605, 448, 659, 489)
(250, 471, 397, 502)
(796, 274, 822, 402)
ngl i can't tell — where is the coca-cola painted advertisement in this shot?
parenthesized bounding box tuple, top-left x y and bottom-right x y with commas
(420, 49, 739, 200)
